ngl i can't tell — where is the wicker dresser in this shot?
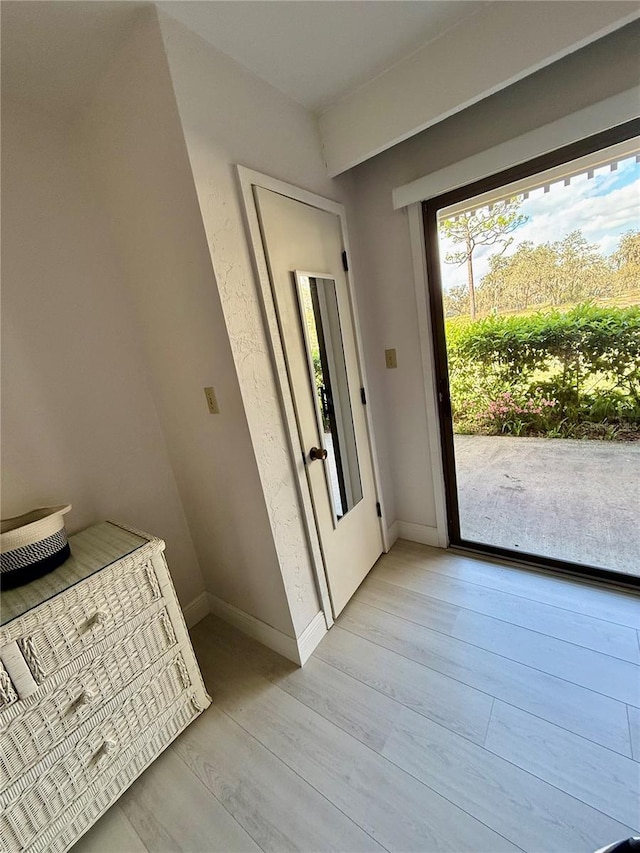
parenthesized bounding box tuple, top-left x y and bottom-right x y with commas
(0, 521, 211, 853)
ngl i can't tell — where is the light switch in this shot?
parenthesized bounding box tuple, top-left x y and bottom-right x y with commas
(204, 386, 219, 414)
(385, 348, 397, 369)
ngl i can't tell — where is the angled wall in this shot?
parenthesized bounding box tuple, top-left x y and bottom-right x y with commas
(155, 11, 360, 635)
(79, 9, 302, 639)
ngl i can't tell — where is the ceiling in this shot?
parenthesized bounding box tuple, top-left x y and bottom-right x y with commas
(159, 1, 488, 113)
(1, 0, 488, 119)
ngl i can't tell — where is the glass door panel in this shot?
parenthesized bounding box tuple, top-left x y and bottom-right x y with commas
(426, 131, 640, 582)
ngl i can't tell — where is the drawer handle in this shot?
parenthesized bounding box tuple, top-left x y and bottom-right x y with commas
(82, 611, 106, 634)
(93, 739, 116, 768)
(70, 689, 94, 714)
(0, 640, 39, 699)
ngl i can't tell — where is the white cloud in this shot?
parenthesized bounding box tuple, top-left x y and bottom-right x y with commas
(516, 180, 639, 252)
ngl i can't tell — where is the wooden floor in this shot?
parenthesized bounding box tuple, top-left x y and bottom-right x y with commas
(74, 541, 640, 853)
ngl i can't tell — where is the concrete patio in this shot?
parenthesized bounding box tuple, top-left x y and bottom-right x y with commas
(454, 435, 640, 578)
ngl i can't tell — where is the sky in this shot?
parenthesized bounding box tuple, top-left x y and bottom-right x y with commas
(437, 152, 640, 292)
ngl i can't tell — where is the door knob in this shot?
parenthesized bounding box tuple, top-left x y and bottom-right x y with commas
(309, 447, 328, 461)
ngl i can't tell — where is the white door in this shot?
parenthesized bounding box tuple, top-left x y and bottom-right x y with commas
(255, 187, 383, 616)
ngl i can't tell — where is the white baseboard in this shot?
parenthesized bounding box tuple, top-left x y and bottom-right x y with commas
(386, 521, 400, 551)
(206, 593, 325, 665)
(182, 591, 210, 628)
(296, 612, 327, 665)
(397, 521, 440, 547)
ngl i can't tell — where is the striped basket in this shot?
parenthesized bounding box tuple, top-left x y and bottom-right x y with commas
(1, 506, 72, 591)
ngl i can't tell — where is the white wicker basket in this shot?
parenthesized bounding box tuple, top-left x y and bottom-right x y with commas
(1, 506, 71, 590)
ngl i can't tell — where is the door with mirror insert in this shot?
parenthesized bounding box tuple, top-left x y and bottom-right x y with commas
(255, 187, 383, 616)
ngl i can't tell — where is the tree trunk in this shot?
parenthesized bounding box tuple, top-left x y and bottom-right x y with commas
(466, 234, 476, 320)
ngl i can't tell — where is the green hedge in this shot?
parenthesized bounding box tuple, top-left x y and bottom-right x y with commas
(446, 304, 640, 439)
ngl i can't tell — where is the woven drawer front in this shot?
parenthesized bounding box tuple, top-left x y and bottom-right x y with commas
(0, 653, 191, 852)
(0, 662, 18, 711)
(8, 558, 161, 683)
(28, 695, 200, 853)
(0, 610, 177, 789)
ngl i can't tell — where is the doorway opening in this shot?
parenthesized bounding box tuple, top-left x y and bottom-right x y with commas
(424, 123, 640, 585)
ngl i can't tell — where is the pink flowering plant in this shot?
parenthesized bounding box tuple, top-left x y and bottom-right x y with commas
(475, 389, 559, 436)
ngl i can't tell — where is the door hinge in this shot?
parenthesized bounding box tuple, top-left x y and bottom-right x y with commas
(376, 502, 382, 518)
(360, 387, 367, 405)
(342, 250, 349, 272)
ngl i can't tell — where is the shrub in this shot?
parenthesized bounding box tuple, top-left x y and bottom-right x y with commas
(446, 304, 640, 439)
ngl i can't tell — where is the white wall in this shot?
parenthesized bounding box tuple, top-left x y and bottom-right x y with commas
(348, 20, 640, 535)
(320, 1, 640, 175)
(80, 11, 297, 638)
(1, 99, 205, 607)
(156, 11, 357, 636)
(1, 5, 385, 652)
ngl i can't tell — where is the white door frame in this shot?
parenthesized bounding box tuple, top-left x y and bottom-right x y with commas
(237, 167, 389, 626)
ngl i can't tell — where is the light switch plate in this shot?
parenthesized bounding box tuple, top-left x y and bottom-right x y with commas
(204, 386, 219, 414)
(385, 348, 398, 369)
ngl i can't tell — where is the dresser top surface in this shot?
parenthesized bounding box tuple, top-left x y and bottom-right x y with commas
(0, 521, 155, 626)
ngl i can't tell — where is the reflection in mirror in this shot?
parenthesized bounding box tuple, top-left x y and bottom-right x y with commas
(295, 273, 363, 520)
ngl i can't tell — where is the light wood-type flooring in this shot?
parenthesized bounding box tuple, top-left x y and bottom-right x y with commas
(74, 540, 640, 853)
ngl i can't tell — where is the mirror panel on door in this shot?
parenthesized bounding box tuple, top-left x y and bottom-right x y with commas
(295, 272, 363, 521)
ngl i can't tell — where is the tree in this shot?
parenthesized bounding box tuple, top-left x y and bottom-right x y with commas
(440, 198, 526, 319)
(474, 230, 619, 315)
(553, 231, 612, 304)
(479, 242, 557, 313)
(443, 283, 470, 317)
(613, 230, 640, 269)
(612, 230, 640, 295)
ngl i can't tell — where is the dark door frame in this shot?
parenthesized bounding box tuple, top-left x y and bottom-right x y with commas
(423, 118, 640, 590)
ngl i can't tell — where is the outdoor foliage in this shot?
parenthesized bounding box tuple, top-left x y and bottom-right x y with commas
(447, 304, 640, 439)
(443, 230, 640, 318)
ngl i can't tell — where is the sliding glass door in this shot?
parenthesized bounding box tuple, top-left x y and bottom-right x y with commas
(424, 122, 640, 585)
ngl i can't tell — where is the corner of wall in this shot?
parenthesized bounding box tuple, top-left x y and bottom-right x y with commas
(386, 521, 400, 550)
(207, 593, 326, 666)
(182, 592, 210, 629)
